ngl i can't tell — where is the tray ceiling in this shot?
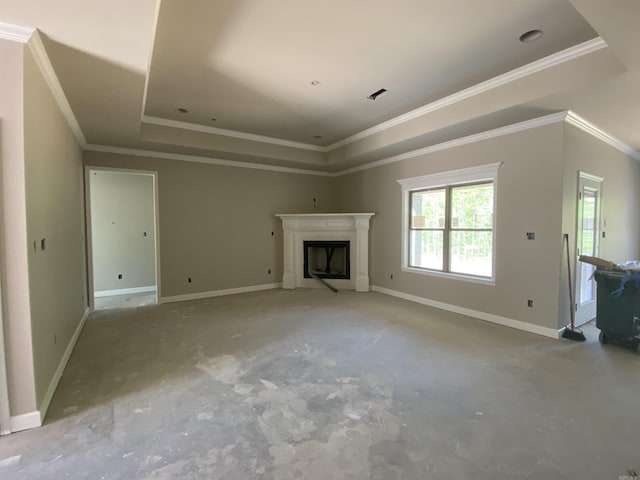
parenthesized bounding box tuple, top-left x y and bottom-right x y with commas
(1, 0, 638, 171)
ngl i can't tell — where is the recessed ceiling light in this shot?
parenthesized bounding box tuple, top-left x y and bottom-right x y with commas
(519, 29, 543, 43)
(310, 80, 320, 86)
(367, 88, 388, 101)
(177, 107, 189, 113)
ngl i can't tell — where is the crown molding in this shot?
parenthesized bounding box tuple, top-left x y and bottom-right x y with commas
(84, 144, 335, 177)
(335, 111, 569, 176)
(87, 109, 639, 178)
(140, 38, 608, 157)
(0, 21, 35, 43)
(142, 115, 327, 152)
(327, 37, 607, 151)
(27, 30, 87, 147)
(565, 111, 640, 161)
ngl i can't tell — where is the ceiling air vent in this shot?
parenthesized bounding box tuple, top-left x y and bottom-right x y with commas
(367, 88, 387, 101)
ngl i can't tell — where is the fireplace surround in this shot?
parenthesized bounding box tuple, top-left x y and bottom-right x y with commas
(275, 213, 374, 292)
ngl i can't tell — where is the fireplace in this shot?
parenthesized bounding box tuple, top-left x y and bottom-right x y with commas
(303, 240, 350, 279)
(275, 213, 374, 292)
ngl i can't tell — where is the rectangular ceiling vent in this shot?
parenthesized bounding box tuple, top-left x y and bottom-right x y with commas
(367, 88, 388, 101)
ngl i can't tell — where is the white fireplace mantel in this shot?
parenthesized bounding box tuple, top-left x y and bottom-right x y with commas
(275, 213, 374, 292)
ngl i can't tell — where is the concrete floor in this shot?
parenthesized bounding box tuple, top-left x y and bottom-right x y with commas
(0, 289, 638, 479)
(94, 292, 157, 310)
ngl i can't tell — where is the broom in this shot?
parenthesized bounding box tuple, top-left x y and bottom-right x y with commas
(561, 233, 586, 341)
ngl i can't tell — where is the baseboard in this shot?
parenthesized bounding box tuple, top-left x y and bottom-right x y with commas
(372, 285, 560, 339)
(10, 410, 41, 432)
(160, 283, 282, 304)
(38, 307, 90, 424)
(94, 286, 157, 297)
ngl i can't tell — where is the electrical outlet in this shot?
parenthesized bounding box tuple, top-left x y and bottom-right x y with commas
(271, 231, 274, 236)
(527, 299, 534, 308)
(188, 277, 192, 283)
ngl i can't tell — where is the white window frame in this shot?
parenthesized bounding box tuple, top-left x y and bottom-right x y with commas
(398, 162, 501, 285)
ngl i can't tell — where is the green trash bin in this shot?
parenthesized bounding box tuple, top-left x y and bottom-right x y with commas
(594, 270, 640, 352)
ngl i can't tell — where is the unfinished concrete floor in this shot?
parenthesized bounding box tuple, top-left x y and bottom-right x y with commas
(0, 289, 638, 479)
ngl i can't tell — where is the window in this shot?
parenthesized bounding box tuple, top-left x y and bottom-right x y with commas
(398, 163, 500, 283)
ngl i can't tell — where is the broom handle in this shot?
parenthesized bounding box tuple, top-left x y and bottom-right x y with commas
(564, 233, 576, 330)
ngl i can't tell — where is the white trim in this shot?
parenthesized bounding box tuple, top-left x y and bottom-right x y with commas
(160, 283, 282, 304)
(565, 112, 640, 161)
(26, 31, 87, 147)
(372, 286, 561, 339)
(142, 116, 326, 152)
(38, 307, 89, 424)
(0, 21, 35, 43)
(327, 38, 606, 150)
(336, 112, 568, 176)
(578, 171, 604, 183)
(89, 112, 640, 179)
(574, 172, 604, 326)
(85, 144, 334, 177)
(397, 161, 502, 190)
(94, 286, 157, 298)
(275, 213, 375, 218)
(398, 162, 501, 283)
(10, 411, 41, 432)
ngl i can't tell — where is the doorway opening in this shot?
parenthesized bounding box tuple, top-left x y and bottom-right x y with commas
(575, 172, 603, 326)
(86, 168, 160, 310)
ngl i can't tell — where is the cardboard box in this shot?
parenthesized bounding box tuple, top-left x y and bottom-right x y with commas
(579, 255, 619, 270)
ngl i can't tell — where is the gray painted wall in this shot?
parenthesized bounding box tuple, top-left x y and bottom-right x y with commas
(0, 40, 37, 416)
(90, 171, 156, 292)
(557, 124, 640, 329)
(334, 124, 567, 331)
(84, 152, 336, 298)
(23, 48, 87, 409)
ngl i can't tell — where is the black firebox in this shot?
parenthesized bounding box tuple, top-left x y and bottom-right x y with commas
(303, 240, 350, 279)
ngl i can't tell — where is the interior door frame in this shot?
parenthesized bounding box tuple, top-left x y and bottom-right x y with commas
(574, 171, 603, 326)
(84, 167, 161, 311)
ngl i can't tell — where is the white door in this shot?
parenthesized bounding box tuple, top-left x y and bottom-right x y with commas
(575, 173, 603, 326)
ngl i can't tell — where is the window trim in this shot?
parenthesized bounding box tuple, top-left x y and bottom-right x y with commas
(398, 162, 502, 284)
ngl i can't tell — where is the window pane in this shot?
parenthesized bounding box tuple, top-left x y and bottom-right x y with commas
(450, 231, 492, 277)
(451, 183, 493, 229)
(411, 189, 446, 229)
(410, 230, 443, 270)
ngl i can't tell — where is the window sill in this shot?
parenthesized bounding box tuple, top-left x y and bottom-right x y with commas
(401, 266, 495, 286)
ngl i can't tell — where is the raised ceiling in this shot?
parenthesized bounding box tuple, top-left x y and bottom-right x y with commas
(1, 0, 639, 171)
